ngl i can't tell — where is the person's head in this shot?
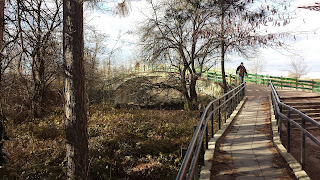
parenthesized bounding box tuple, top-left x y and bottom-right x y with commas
(240, 62, 244, 66)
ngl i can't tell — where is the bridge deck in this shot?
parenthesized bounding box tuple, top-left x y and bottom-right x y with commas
(210, 84, 295, 179)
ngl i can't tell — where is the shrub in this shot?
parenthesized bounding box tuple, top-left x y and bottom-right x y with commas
(1, 104, 199, 179)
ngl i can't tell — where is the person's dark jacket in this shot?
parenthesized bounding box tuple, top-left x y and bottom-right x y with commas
(236, 65, 247, 77)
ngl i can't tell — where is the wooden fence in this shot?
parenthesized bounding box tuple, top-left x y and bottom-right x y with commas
(119, 65, 320, 93)
(206, 71, 320, 93)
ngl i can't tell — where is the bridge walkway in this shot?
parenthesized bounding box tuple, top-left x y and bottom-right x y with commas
(210, 84, 295, 180)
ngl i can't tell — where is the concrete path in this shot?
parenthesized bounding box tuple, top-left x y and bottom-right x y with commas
(211, 84, 293, 180)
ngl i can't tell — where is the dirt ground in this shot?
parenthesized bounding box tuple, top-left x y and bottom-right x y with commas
(278, 90, 320, 180)
(280, 123, 320, 180)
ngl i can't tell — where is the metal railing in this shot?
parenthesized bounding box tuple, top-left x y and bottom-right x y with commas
(176, 83, 246, 180)
(270, 81, 320, 169)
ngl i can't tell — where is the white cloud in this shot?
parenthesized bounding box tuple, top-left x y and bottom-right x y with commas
(85, 0, 320, 78)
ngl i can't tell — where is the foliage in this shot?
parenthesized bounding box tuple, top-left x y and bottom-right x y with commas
(298, 2, 320, 11)
(211, 0, 293, 92)
(248, 58, 265, 74)
(1, 104, 199, 179)
(139, 0, 219, 110)
(88, 104, 199, 179)
(1, 116, 66, 179)
(0, 73, 63, 122)
(288, 58, 309, 79)
(5, 0, 63, 118)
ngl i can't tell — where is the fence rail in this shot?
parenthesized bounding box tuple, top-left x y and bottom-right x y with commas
(270, 81, 320, 170)
(176, 83, 246, 180)
(207, 71, 320, 93)
(125, 65, 320, 93)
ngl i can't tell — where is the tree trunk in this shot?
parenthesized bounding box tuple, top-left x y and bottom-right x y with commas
(33, 1, 45, 118)
(221, 49, 227, 93)
(0, 0, 6, 166)
(181, 70, 190, 110)
(0, 0, 5, 117)
(63, 0, 88, 179)
(16, 0, 23, 74)
(181, 71, 198, 110)
(220, 5, 227, 93)
(189, 74, 198, 110)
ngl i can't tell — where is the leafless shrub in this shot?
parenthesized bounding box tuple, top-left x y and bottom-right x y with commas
(288, 58, 309, 79)
(248, 58, 266, 74)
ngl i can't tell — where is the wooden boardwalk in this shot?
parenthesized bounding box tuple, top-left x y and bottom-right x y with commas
(210, 84, 295, 179)
(209, 84, 320, 180)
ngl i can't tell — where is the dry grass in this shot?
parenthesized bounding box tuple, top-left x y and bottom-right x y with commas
(1, 104, 199, 179)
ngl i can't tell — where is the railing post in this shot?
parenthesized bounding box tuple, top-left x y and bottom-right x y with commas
(181, 147, 187, 159)
(180, 147, 187, 179)
(200, 127, 206, 168)
(193, 126, 199, 180)
(214, 72, 216, 82)
(287, 109, 291, 153)
(211, 104, 214, 138)
(230, 93, 233, 114)
(224, 96, 227, 123)
(206, 126, 208, 149)
(279, 106, 282, 138)
(275, 103, 278, 124)
(218, 99, 221, 130)
(226, 94, 230, 119)
(244, 83, 246, 97)
(236, 89, 239, 105)
(230, 93, 233, 117)
(201, 134, 205, 167)
(233, 91, 236, 112)
(229, 94, 232, 118)
(235, 75, 238, 85)
(193, 126, 197, 132)
(301, 117, 306, 170)
(242, 84, 244, 98)
(255, 73, 257, 84)
(207, 70, 209, 80)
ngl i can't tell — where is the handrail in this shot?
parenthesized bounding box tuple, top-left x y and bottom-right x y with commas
(176, 82, 246, 180)
(270, 81, 320, 169)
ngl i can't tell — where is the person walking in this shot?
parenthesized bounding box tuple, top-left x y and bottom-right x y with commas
(236, 62, 248, 83)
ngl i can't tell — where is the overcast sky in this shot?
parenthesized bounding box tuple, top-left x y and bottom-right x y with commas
(85, 0, 320, 79)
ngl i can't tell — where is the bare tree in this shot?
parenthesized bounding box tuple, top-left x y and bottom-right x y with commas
(84, 27, 109, 104)
(5, 0, 63, 118)
(140, 0, 219, 110)
(0, 0, 4, 119)
(288, 58, 308, 79)
(248, 58, 265, 75)
(212, 0, 293, 92)
(298, 2, 320, 11)
(0, 0, 6, 166)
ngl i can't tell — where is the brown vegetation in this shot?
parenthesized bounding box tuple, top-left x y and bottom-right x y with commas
(1, 104, 199, 179)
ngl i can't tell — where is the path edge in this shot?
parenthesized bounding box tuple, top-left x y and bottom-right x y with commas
(199, 96, 248, 180)
(268, 96, 310, 180)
